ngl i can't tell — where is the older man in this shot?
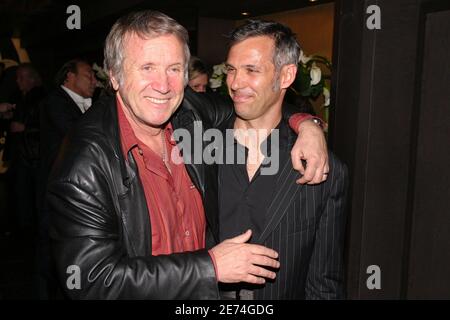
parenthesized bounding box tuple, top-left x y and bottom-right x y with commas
(47, 11, 328, 299)
(41, 59, 97, 177)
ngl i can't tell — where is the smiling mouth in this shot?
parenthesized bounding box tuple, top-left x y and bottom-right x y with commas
(232, 94, 253, 103)
(145, 97, 170, 104)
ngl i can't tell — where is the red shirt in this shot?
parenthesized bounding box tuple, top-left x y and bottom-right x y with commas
(117, 100, 206, 256)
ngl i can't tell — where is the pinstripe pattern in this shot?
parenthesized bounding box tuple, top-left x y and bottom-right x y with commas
(253, 140, 348, 299)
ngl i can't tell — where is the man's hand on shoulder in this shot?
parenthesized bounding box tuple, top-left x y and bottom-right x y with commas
(291, 119, 329, 185)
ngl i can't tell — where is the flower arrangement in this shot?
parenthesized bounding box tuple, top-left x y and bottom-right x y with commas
(209, 63, 228, 95)
(291, 51, 331, 107)
(92, 63, 110, 89)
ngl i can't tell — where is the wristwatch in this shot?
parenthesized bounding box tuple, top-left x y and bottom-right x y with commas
(311, 117, 324, 128)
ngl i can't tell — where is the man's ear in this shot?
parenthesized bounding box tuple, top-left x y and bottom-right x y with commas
(279, 64, 297, 89)
(109, 71, 119, 91)
(65, 71, 76, 85)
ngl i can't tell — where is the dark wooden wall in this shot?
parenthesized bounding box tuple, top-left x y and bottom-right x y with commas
(330, 0, 450, 299)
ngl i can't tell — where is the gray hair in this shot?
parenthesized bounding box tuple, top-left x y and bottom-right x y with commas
(229, 20, 301, 74)
(104, 10, 191, 86)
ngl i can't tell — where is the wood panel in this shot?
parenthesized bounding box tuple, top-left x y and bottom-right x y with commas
(331, 0, 450, 299)
(252, 3, 335, 60)
(405, 6, 450, 299)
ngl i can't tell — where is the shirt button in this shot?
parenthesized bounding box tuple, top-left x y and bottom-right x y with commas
(138, 149, 143, 155)
(185, 230, 190, 237)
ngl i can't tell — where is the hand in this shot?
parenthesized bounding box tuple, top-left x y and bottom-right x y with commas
(291, 119, 329, 184)
(0, 103, 15, 113)
(210, 229, 280, 285)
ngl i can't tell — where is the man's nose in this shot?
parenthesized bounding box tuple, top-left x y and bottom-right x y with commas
(228, 70, 244, 91)
(151, 71, 170, 94)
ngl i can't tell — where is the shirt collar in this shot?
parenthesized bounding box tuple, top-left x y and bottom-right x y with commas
(61, 85, 92, 113)
(117, 97, 138, 160)
(226, 114, 290, 151)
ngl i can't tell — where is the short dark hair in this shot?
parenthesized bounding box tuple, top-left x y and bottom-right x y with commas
(55, 58, 89, 86)
(229, 20, 301, 73)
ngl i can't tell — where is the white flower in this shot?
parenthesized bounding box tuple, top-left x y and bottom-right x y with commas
(299, 50, 312, 64)
(323, 87, 330, 107)
(212, 63, 226, 76)
(92, 63, 109, 81)
(310, 63, 321, 85)
(209, 78, 223, 89)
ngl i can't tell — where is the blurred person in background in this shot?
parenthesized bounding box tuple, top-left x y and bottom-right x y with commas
(9, 63, 46, 231)
(188, 56, 209, 93)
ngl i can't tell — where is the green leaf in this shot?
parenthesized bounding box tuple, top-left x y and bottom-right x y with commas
(301, 87, 312, 96)
(310, 85, 322, 97)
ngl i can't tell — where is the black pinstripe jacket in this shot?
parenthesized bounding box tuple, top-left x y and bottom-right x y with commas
(219, 120, 348, 300)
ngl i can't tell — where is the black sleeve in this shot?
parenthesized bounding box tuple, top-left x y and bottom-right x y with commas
(282, 102, 315, 123)
(182, 87, 315, 128)
(182, 86, 234, 128)
(305, 153, 348, 299)
(47, 140, 220, 299)
(43, 94, 79, 137)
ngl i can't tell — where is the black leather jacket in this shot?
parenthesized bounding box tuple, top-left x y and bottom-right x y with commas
(47, 88, 233, 299)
